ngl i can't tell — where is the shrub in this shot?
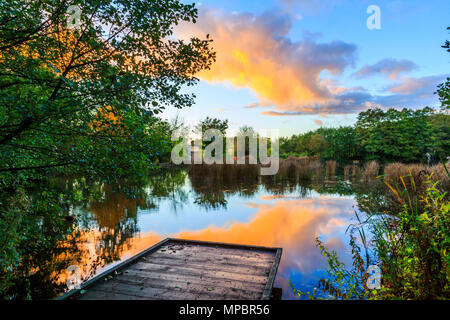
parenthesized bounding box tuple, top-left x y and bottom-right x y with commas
(291, 173, 450, 300)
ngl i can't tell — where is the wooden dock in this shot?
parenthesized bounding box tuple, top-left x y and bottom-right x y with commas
(58, 238, 282, 300)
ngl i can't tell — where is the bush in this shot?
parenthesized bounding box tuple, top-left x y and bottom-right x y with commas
(291, 172, 450, 300)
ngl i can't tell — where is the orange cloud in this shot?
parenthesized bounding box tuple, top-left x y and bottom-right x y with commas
(175, 9, 357, 114)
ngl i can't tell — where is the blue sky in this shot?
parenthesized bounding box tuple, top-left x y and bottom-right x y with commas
(161, 0, 450, 137)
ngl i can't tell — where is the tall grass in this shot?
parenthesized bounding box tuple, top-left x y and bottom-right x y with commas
(278, 156, 322, 181)
(384, 162, 450, 194)
(188, 161, 259, 184)
(344, 161, 361, 180)
(361, 160, 380, 181)
(326, 160, 337, 178)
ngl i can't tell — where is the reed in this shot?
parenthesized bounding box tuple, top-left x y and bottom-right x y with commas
(361, 160, 380, 181)
(343, 165, 353, 179)
(278, 156, 322, 181)
(383, 162, 449, 205)
(188, 157, 260, 183)
(325, 160, 336, 177)
(429, 162, 450, 190)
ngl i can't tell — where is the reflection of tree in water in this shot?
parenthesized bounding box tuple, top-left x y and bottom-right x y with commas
(188, 164, 260, 210)
(261, 174, 306, 196)
(88, 185, 142, 264)
(82, 168, 189, 265)
(0, 177, 97, 300)
(145, 168, 189, 213)
(5, 231, 87, 300)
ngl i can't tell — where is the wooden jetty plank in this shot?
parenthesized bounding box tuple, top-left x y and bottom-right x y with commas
(120, 269, 266, 293)
(111, 274, 262, 299)
(58, 238, 282, 300)
(157, 244, 276, 262)
(262, 248, 282, 300)
(81, 280, 255, 300)
(128, 261, 270, 284)
(138, 255, 272, 276)
(157, 242, 276, 258)
(115, 272, 265, 294)
(163, 238, 279, 253)
(148, 251, 274, 268)
(78, 289, 154, 300)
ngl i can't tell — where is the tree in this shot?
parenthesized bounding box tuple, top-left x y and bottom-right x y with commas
(318, 127, 363, 161)
(436, 27, 450, 111)
(236, 125, 256, 156)
(0, 0, 215, 182)
(194, 117, 229, 136)
(193, 117, 228, 156)
(356, 108, 434, 163)
(308, 133, 328, 156)
(429, 113, 450, 161)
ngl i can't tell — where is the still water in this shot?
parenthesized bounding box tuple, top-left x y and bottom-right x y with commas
(53, 166, 379, 299)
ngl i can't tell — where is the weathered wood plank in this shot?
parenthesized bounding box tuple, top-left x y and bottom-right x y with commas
(88, 280, 252, 300)
(116, 269, 266, 293)
(110, 273, 263, 299)
(157, 244, 275, 262)
(262, 248, 282, 300)
(129, 261, 269, 284)
(147, 251, 274, 268)
(165, 238, 279, 253)
(139, 257, 272, 277)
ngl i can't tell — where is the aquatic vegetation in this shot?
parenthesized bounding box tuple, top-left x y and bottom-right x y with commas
(291, 171, 450, 300)
(361, 160, 380, 181)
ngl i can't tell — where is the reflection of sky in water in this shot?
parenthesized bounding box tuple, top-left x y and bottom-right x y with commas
(125, 182, 357, 299)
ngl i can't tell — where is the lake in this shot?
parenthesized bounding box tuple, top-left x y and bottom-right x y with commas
(28, 165, 382, 299)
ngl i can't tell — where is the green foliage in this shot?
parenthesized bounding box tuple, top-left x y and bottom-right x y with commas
(429, 113, 450, 160)
(370, 177, 450, 299)
(0, 0, 215, 181)
(436, 27, 450, 111)
(290, 235, 371, 300)
(308, 133, 328, 155)
(436, 77, 450, 111)
(356, 108, 437, 163)
(292, 175, 450, 300)
(280, 126, 364, 161)
(194, 117, 229, 136)
(280, 107, 449, 163)
(193, 117, 229, 154)
(0, 0, 214, 299)
(317, 127, 363, 160)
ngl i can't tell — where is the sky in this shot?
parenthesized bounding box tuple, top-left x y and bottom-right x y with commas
(160, 0, 450, 137)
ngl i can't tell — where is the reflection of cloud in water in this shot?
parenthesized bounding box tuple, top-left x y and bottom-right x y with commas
(121, 197, 356, 299)
(260, 195, 306, 200)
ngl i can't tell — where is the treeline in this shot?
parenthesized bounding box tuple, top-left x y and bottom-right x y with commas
(280, 107, 449, 163)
